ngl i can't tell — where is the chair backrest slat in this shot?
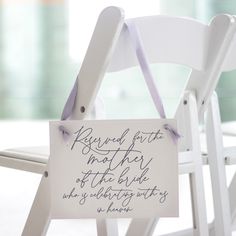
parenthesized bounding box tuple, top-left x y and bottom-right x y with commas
(108, 15, 236, 117)
(108, 16, 208, 72)
(222, 33, 236, 71)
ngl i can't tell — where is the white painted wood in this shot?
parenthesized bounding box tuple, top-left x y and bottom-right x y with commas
(206, 93, 231, 236)
(203, 14, 236, 231)
(109, 14, 236, 118)
(73, 6, 123, 236)
(22, 6, 124, 236)
(108, 16, 207, 72)
(216, 15, 236, 231)
(159, 222, 215, 236)
(200, 146, 236, 165)
(174, 14, 236, 234)
(179, 162, 195, 175)
(184, 92, 209, 236)
(224, 147, 236, 165)
(24, 9, 233, 235)
(0, 146, 48, 173)
(22, 175, 51, 236)
(185, 14, 236, 118)
(175, 96, 236, 235)
(161, 228, 194, 236)
(229, 170, 236, 226)
(126, 218, 159, 236)
(125, 92, 209, 236)
(1, 7, 236, 236)
(0, 155, 46, 174)
(0, 139, 196, 176)
(0, 146, 48, 163)
(125, 14, 236, 236)
(72, 6, 124, 120)
(174, 101, 236, 236)
(201, 15, 236, 232)
(96, 219, 119, 236)
(175, 90, 193, 152)
(221, 121, 236, 135)
(223, 31, 236, 71)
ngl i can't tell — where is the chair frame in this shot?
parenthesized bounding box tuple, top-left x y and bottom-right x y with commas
(121, 9, 236, 236)
(1, 6, 236, 236)
(170, 15, 236, 235)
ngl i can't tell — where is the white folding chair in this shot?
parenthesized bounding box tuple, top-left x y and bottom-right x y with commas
(108, 10, 236, 236)
(172, 17, 236, 236)
(202, 24, 236, 235)
(0, 6, 236, 236)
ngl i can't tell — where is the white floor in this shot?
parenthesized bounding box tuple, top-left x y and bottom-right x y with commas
(0, 121, 236, 235)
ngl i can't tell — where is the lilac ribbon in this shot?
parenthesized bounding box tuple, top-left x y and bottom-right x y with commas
(59, 77, 78, 140)
(61, 77, 78, 121)
(59, 20, 181, 144)
(126, 20, 180, 144)
(125, 20, 166, 119)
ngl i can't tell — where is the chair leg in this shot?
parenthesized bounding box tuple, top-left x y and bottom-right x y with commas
(23, 175, 120, 236)
(229, 171, 236, 226)
(125, 92, 209, 236)
(186, 92, 209, 236)
(96, 219, 119, 236)
(22, 174, 51, 236)
(188, 169, 209, 236)
(126, 218, 159, 236)
(206, 94, 231, 236)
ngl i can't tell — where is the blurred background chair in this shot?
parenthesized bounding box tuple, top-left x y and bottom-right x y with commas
(174, 16, 236, 236)
(121, 11, 236, 236)
(203, 23, 236, 235)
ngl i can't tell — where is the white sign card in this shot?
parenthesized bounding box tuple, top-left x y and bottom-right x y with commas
(49, 119, 178, 218)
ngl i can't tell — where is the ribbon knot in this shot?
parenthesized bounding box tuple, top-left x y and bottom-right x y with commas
(163, 124, 181, 144)
(59, 125, 71, 142)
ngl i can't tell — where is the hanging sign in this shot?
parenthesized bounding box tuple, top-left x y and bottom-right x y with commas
(49, 119, 178, 218)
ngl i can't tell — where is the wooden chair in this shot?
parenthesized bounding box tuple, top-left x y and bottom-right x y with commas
(0, 6, 236, 236)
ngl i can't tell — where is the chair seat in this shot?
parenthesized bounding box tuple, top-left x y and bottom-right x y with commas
(0, 146, 49, 163)
(0, 145, 194, 175)
(1, 134, 235, 175)
(0, 146, 48, 174)
(222, 121, 236, 136)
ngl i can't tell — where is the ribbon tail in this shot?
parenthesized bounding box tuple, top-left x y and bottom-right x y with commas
(61, 79, 78, 120)
(59, 125, 71, 142)
(164, 124, 181, 145)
